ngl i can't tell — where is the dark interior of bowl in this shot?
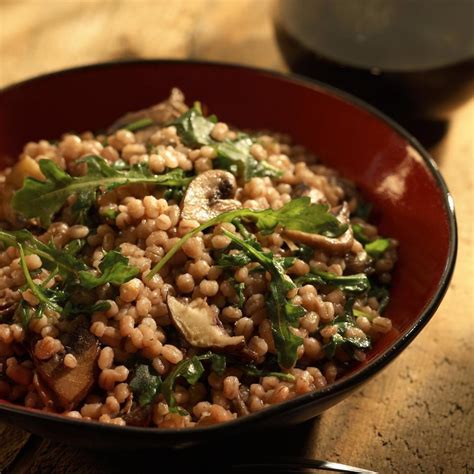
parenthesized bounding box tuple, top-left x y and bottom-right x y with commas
(0, 61, 456, 449)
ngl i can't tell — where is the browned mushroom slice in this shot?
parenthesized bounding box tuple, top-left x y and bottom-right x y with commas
(345, 249, 373, 274)
(283, 202, 354, 256)
(168, 296, 245, 349)
(107, 88, 188, 133)
(232, 387, 250, 417)
(34, 326, 99, 410)
(181, 170, 241, 223)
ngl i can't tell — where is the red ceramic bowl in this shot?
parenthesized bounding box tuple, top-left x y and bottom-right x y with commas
(0, 61, 456, 450)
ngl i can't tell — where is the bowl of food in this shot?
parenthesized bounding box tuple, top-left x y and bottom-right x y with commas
(0, 60, 456, 450)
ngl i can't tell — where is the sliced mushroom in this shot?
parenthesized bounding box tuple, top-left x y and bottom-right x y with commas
(283, 202, 354, 256)
(292, 183, 326, 205)
(345, 249, 373, 274)
(33, 323, 99, 410)
(107, 88, 188, 133)
(168, 296, 245, 350)
(181, 170, 241, 223)
(232, 386, 250, 417)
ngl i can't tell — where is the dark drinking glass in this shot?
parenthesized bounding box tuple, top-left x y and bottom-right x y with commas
(274, 0, 474, 147)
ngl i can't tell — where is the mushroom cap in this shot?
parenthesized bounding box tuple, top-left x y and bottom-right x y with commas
(107, 88, 187, 133)
(284, 202, 354, 255)
(33, 321, 99, 410)
(168, 296, 245, 349)
(181, 169, 241, 223)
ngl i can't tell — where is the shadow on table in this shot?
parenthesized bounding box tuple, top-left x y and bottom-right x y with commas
(7, 419, 319, 474)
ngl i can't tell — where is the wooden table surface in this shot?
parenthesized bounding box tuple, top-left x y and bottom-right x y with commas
(0, 1, 473, 472)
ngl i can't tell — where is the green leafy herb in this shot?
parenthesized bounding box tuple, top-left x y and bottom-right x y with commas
(323, 300, 371, 358)
(214, 136, 282, 181)
(148, 197, 346, 278)
(352, 223, 371, 244)
(161, 351, 226, 414)
(1, 230, 137, 291)
(125, 117, 155, 132)
(294, 244, 314, 261)
(129, 364, 162, 407)
(217, 251, 251, 268)
(62, 300, 111, 318)
(241, 363, 295, 382)
(255, 197, 346, 237)
(229, 278, 245, 308)
(171, 104, 281, 180)
(222, 230, 304, 369)
(365, 238, 390, 258)
(0, 230, 87, 279)
(14, 301, 32, 328)
(100, 208, 119, 221)
(296, 267, 370, 293)
(368, 284, 390, 314)
(352, 224, 390, 259)
(12, 156, 191, 226)
(18, 244, 63, 313)
(79, 251, 139, 289)
(169, 102, 216, 147)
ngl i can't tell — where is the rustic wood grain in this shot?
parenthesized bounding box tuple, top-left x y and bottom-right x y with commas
(0, 1, 473, 472)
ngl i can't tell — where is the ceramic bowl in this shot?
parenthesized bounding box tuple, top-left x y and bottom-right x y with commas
(0, 61, 457, 449)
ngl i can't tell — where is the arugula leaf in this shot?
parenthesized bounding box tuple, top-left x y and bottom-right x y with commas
(295, 267, 370, 293)
(294, 244, 314, 261)
(18, 244, 63, 314)
(352, 223, 371, 244)
(171, 104, 282, 180)
(14, 301, 32, 329)
(0, 230, 87, 280)
(129, 364, 162, 407)
(368, 284, 390, 314)
(79, 251, 139, 289)
(229, 278, 245, 308)
(125, 117, 155, 132)
(323, 300, 371, 358)
(352, 224, 390, 259)
(222, 230, 304, 369)
(217, 251, 251, 268)
(62, 300, 111, 318)
(12, 156, 191, 226)
(100, 208, 119, 221)
(241, 363, 295, 382)
(365, 238, 390, 258)
(161, 351, 226, 413)
(1, 230, 137, 293)
(170, 103, 216, 147)
(148, 197, 346, 278)
(200, 351, 227, 376)
(214, 136, 282, 181)
(254, 197, 345, 237)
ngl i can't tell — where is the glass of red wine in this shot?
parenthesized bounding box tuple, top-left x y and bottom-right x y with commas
(274, 0, 474, 149)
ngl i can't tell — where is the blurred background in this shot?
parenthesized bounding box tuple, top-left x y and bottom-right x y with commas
(1, 0, 473, 149)
(0, 1, 473, 473)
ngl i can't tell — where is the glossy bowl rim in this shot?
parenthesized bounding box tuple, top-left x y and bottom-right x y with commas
(0, 59, 458, 438)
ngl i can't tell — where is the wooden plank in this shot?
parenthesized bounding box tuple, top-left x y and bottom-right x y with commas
(0, 422, 31, 472)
